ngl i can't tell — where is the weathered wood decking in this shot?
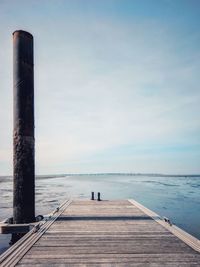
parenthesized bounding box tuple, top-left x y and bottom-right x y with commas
(1, 199, 200, 266)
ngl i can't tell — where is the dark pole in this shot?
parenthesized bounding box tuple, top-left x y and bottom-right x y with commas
(13, 30, 35, 225)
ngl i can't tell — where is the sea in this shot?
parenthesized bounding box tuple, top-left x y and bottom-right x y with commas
(0, 174, 200, 254)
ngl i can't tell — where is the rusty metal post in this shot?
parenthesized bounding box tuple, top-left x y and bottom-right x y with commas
(13, 30, 35, 225)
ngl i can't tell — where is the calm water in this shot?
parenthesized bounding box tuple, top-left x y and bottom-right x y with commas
(0, 174, 200, 254)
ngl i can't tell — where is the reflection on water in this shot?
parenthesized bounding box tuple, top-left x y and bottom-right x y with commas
(0, 174, 200, 254)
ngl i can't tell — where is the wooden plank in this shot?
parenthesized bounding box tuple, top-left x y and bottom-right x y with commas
(0, 224, 31, 234)
(17, 264, 200, 267)
(18, 255, 200, 265)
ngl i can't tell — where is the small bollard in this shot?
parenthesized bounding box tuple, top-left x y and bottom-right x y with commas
(91, 192, 94, 200)
(97, 192, 101, 201)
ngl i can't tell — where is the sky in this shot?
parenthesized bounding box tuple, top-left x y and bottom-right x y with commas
(0, 0, 200, 175)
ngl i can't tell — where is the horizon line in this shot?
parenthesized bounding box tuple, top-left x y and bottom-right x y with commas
(1, 172, 200, 178)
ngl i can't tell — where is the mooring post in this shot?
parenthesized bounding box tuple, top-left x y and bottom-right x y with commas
(97, 192, 101, 201)
(91, 192, 94, 200)
(13, 30, 35, 227)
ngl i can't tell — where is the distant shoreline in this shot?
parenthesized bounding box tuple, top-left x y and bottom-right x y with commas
(1, 173, 200, 179)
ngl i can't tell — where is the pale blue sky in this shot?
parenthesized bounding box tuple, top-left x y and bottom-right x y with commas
(0, 0, 200, 175)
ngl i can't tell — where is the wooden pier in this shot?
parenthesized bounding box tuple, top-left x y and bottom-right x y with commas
(1, 199, 200, 266)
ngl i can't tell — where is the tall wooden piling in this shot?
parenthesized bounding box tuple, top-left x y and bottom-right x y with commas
(13, 30, 35, 225)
